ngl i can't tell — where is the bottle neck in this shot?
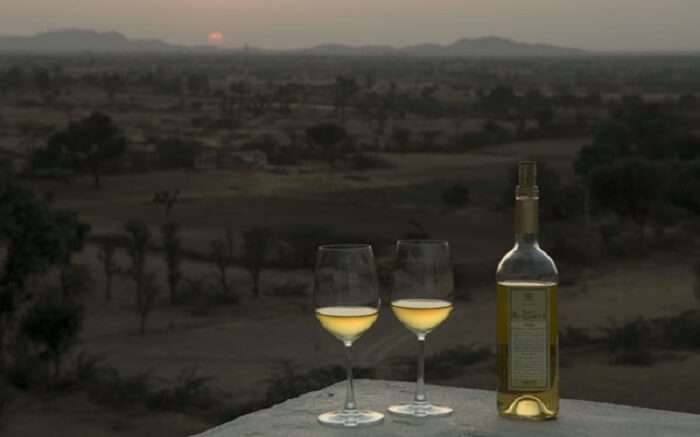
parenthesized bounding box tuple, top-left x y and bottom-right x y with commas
(514, 195, 539, 247)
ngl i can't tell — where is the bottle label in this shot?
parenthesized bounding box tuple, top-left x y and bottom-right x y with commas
(508, 285, 550, 391)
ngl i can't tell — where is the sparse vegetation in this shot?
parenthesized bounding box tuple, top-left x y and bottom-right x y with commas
(4, 49, 700, 435)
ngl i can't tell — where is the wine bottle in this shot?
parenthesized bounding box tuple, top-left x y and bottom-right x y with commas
(496, 161, 559, 420)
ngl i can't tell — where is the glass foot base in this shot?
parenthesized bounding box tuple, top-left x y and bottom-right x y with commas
(388, 402, 453, 417)
(318, 409, 384, 427)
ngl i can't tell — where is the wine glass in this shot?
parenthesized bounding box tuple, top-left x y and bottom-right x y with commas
(314, 244, 384, 427)
(388, 240, 454, 417)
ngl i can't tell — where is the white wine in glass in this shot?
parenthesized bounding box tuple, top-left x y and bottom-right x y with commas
(389, 240, 454, 417)
(391, 298, 453, 336)
(316, 306, 379, 343)
(314, 244, 384, 427)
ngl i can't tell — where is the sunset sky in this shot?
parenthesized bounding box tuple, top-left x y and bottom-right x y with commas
(1, 0, 699, 51)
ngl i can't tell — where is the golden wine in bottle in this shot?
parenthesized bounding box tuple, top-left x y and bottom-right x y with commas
(496, 161, 559, 420)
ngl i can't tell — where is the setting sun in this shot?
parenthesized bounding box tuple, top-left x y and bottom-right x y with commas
(207, 31, 224, 46)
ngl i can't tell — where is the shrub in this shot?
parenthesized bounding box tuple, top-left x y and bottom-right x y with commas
(305, 122, 347, 164)
(559, 326, 599, 348)
(600, 221, 649, 258)
(6, 335, 40, 390)
(425, 345, 491, 379)
(265, 361, 373, 405)
(545, 224, 601, 266)
(442, 183, 470, 209)
(451, 263, 480, 301)
(453, 260, 496, 293)
(668, 161, 700, 214)
(389, 345, 491, 380)
(589, 158, 665, 230)
(550, 183, 586, 220)
(174, 277, 208, 306)
(694, 262, 700, 304)
(156, 138, 202, 169)
(277, 224, 337, 269)
(598, 216, 621, 247)
(84, 364, 216, 412)
(601, 318, 653, 366)
(88, 367, 152, 407)
(32, 112, 126, 188)
(59, 263, 93, 298)
(661, 310, 700, 348)
(0, 383, 12, 419)
(146, 368, 213, 411)
(125, 150, 155, 172)
(190, 116, 212, 128)
(349, 153, 394, 171)
(74, 351, 102, 384)
(21, 292, 83, 382)
(214, 403, 269, 425)
(269, 280, 308, 297)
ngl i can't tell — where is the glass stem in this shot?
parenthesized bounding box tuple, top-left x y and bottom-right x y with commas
(414, 336, 427, 404)
(344, 343, 356, 411)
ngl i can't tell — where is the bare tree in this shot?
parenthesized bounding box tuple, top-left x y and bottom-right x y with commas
(693, 262, 700, 304)
(420, 130, 441, 150)
(334, 76, 359, 123)
(161, 223, 182, 304)
(392, 127, 412, 155)
(100, 72, 125, 105)
(210, 227, 236, 298)
(97, 234, 120, 301)
(153, 189, 180, 222)
(242, 227, 273, 298)
(137, 273, 160, 335)
(124, 220, 158, 335)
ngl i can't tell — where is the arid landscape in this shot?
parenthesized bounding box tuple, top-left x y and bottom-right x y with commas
(2, 49, 700, 436)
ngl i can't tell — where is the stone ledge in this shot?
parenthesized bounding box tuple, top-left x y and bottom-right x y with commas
(194, 379, 700, 436)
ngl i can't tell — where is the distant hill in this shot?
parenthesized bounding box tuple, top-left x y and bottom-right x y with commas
(0, 29, 186, 53)
(406, 36, 586, 56)
(299, 44, 398, 56)
(303, 36, 586, 57)
(0, 30, 585, 56)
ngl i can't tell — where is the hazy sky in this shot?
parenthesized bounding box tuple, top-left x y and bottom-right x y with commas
(2, 0, 700, 51)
